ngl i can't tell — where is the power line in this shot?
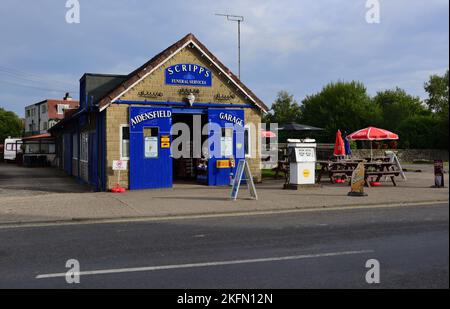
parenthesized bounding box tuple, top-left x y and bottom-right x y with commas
(0, 65, 77, 88)
(0, 72, 76, 90)
(0, 79, 77, 93)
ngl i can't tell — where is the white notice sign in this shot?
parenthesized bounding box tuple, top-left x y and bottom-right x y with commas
(112, 160, 127, 171)
(295, 148, 315, 162)
(144, 137, 158, 158)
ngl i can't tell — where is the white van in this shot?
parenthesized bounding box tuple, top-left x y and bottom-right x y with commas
(3, 138, 22, 161)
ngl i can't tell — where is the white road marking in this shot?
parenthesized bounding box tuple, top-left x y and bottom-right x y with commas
(35, 249, 373, 279)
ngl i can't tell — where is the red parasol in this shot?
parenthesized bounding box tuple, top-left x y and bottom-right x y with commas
(334, 130, 346, 156)
(347, 127, 398, 141)
(347, 126, 399, 158)
(261, 130, 276, 138)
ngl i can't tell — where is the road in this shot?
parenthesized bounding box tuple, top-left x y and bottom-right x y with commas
(0, 203, 448, 289)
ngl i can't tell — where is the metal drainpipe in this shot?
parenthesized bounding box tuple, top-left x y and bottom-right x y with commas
(97, 111, 104, 191)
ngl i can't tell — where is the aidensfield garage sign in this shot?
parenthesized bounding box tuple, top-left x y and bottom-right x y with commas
(165, 63, 212, 86)
(130, 110, 172, 127)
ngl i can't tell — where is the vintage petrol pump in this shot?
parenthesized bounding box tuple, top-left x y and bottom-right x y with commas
(285, 139, 317, 189)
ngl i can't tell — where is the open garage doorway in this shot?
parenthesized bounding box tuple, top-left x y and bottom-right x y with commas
(171, 111, 209, 185)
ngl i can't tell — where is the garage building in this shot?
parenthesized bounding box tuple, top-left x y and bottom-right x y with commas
(50, 33, 268, 191)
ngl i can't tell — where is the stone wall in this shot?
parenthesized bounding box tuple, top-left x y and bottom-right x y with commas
(106, 104, 129, 189)
(302, 144, 449, 162)
(120, 47, 254, 106)
(244, 108, 262, 182)
(351, 149, 449, 162)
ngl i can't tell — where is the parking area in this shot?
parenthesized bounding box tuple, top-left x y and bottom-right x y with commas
(0, 162, 92, 197)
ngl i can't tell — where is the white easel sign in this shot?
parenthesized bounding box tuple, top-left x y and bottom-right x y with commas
(113, 160, 127, 171)
(230, 159, 258, 201)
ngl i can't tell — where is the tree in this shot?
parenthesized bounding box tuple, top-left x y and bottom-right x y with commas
(264, 91, 302, 124)
(397, 115, 441, 149)
(373, 87, 429, 132)
(424, 70, 449, 115)
(0, 108, 23, 142)
(300, 81, 382, 141)
(424, 70, 449, 150)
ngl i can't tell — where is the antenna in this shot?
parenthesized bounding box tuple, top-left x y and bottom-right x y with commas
(215, 13, 244, 80)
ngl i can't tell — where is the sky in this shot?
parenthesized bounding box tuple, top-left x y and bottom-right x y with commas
(0, 0, 448, 117)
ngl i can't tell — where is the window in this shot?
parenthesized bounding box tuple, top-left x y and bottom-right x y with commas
(57, 104, 70, 115)
(25, 143, 40, 154)
(143, 127, 159, 158)
(221, 128, 233, 157)
(41, 104, 47, 114)
(26, 110, 31, 117)
(120, 125, 130, 160)
(72, 133, 78, 159)
(244, 125, 252, 158)
(80, 132, 89, 162)
(43, 122, 48, 130)
(40, 143, 56, 154)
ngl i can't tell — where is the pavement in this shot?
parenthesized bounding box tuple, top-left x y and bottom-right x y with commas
(0, 162, 448, 225)
(0, 203, 447, 288)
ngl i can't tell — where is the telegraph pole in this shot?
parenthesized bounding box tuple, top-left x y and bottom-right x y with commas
(215, 13, 244, 80)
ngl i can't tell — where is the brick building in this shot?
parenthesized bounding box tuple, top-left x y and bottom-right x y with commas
(50, 33, 268, 191)
(24, 96, 79, 136)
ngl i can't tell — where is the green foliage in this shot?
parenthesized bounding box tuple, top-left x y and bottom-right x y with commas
(0, 108, 23, 142)
(424, 70, 449, 150)
(373, 87, 429, 132)
(274, 74, 448, 149)
(397, 115, 442, 149)
(264, 91, 302, 124)
(424, 70, 449, 115)
(349, 140, 357, 150)
(299, 81, 382, 141)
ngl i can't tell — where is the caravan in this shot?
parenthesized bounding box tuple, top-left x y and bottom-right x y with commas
(3, 137, 22, 162)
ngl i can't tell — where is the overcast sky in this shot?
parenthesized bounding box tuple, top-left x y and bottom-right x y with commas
(0, 0, 448, 117)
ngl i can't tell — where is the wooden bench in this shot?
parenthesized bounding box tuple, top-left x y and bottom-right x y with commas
(365, 171, 400, 186)
(316, 160, 401, 187)
(273, 161, 289, 180)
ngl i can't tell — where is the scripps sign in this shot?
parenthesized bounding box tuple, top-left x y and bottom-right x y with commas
(165, 63, 212, 87)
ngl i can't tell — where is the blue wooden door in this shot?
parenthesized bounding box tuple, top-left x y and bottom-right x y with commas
(129, 106, 173, 190)
(207, 109, 245, 186)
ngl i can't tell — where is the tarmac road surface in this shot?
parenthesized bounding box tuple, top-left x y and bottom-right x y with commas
(0, 203, 448, 288)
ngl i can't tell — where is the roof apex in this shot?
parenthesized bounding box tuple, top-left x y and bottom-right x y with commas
(97, 33, 268, 112)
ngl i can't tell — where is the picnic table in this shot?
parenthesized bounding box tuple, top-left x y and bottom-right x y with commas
(273, 160, 289, 180)
(364, 156, 392, 163)
(316, 159, 400, 187)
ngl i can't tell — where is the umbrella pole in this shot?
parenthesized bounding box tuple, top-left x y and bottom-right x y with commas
(370, 141, 373, 160)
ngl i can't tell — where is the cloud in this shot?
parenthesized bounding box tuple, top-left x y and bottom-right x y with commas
(0, 0, 448, 116)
